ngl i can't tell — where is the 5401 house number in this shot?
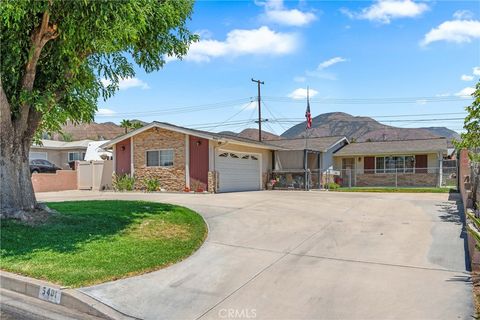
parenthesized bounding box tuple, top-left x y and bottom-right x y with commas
(38, 285, 62, 304)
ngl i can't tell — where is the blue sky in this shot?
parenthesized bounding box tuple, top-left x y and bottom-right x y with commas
(96, 0, 480, 135)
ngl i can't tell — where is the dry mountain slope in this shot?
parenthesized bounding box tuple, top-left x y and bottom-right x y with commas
(281, 112, 460, 142)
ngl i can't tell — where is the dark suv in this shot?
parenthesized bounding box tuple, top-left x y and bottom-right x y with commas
(30, 159, 62, 174)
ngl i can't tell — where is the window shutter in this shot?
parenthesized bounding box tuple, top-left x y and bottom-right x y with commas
(364, 156, 375, 174)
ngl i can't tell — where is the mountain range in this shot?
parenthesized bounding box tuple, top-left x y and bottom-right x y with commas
(55, 112, 460, 143)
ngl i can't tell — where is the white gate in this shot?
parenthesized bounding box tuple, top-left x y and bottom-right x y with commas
(77, 160, 113, 190)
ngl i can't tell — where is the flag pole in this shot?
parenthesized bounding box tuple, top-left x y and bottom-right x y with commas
(304, 86, 310, 190)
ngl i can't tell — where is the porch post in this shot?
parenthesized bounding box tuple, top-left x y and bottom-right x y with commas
(317, 152, 321, 189)
(304, 149, 308, 191)
(438, 152, 443, 187)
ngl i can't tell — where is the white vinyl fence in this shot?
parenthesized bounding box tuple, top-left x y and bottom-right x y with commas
(77, 160, 113, 190)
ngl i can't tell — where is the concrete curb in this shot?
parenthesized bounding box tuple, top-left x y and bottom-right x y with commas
(0, 271, 138, 320)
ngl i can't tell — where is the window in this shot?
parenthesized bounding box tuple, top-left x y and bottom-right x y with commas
(251, 155, 258, 160)
(375, 157, 385, 173)
(219, 152, 228, 157)
(375, 155, 415, 174)
(230, 153, 239, 158)
(405, 156, 414, 173)
(146, 150, 174, 167)
(241, 155, 250, 159)
(68, 152, 84, 161)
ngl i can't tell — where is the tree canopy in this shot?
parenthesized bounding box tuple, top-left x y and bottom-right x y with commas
(457, 81, 480, 160)
(1, 0, 197, 136)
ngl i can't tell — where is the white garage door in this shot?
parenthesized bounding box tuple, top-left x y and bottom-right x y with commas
(216, 151, 261, 192)
(29, 152, 47, 160)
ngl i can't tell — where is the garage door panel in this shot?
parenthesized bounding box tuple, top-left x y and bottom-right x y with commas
(216, 150, 261, 192)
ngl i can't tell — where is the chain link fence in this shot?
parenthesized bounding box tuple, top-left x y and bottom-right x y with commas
(270, 159, 457, 190)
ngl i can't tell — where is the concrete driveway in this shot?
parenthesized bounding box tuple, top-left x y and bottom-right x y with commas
(37, 190, 473, 320)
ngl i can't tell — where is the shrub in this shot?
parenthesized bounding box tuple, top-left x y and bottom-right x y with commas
(327, 182, 340, 190)
(112, 174, 135, 191)
(144, 178, 160, 192)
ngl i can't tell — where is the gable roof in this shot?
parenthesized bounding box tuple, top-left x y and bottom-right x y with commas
(268, 136, 349, 152)
(101, 122, 285, 150)
(32, 139, 94, 150)
(334, 137, 448, 156)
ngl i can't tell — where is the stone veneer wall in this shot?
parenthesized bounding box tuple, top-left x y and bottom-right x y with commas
(208, 171, 218, 193)
(356, 173, 438, 187)
(133, 127, 186, 191)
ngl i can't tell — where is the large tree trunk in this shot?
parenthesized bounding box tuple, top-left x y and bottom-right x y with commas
(0, 9, 58, 220)
(0, 134, 38, 218)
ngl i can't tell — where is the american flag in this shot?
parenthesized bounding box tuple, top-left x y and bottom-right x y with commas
(305, 87, 312, 129)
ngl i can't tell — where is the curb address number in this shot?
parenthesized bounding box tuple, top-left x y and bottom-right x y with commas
(38, 285, 62, 304)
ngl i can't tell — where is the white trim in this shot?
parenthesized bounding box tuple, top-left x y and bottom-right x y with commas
(101, 122, 282, 151)
(29, 151, 48, 160)
(216, 148, 263, 191)
(185, 135, 190, 188)
(145, 149, 175, 167)
(68, 151, 85, 162)
(324, 137, 350, 152)
(373, 155, 416, 174)
(112, 145, 116, 173)
(130, 137, 134, 176)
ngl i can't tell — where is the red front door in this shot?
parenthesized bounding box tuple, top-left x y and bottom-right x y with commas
(189, 136, 209, 189)
(115, 138, 131, 175)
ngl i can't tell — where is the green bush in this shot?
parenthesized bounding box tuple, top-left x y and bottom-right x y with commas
(144, 178, 160, 192)
(327, 182, 340, 190)
(112, 174, 135, 191)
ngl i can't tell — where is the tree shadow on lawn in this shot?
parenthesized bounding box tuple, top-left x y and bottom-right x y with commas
(1, 200, 177, 258)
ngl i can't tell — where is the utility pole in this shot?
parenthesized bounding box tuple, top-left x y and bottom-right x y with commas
(251, 78, 264, 141)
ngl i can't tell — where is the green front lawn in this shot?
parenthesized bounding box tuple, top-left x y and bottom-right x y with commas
(0, 201, 207, 287)
(332, 187, 455, 193)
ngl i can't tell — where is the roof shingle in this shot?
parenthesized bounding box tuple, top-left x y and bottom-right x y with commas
(334, 138, 448, 156)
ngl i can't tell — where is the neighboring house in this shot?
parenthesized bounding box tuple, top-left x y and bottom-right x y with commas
(30, 139, 93, 169)
(268, 136, 349, 189)
(102, 122, 349, 193)
(333, 138, 448, 187)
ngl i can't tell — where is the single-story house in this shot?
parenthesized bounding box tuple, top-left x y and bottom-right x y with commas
(333, 137, 448, 187)
(267, 136, 349, 189)
(30, 139, 93, 169)
(101, 122, 349, 192)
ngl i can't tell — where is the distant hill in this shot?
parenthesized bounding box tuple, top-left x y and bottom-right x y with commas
(218, 129, 280, 141)
(52, 121, 125, 141)
(420, 127, 460, 141)
(53, 112, 460, 143)
(281, 112, 459, 142)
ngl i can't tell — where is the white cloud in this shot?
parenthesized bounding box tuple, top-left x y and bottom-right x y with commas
(96, 108, 116, 116)
(453, 10, 474, 20)
(341, 0, 429, 24)
(474, 67, 480, 76)
(101, 77, 150, 90)
(258, 0, 317, 26)
(455, 86, 475, 98)
(303, 57, 347, 80)
(421, 20, 480, 46)
(461, 74, 474, 81)
(288, 88, 319, 100)
(416, 99, 427, 105)
(318, 57, 347, 69)
(183, 26, 298, 62)
(293, 76, 306, 83)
